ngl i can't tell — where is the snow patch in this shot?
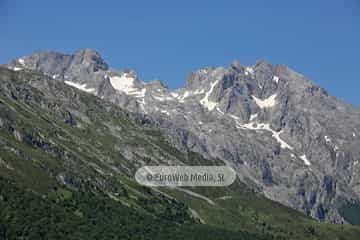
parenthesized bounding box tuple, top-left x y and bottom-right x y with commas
(245, 67, 254, 76)
(216, 107, 225, 115)
(177, 89, 204, 102)
(300, 155, 311, 166)
(273, 130, 294, 150)
(64, 81, 96, 93)
(324, 136, 332, 143)
(137, 88, 146, 97)
(153, 95, 173, 102)
(252, 94, 278, 109)
(249, 114, 258, 121)
(109, 74, 145, 98)
(229, 114, 240, 120)
(199, 69, 208, 74)
(273, 75, 279, 83)
(200, 80, 219, 111)
(18, 58, 25, 65)
(170, 92, 179, 98)
(160, 110, 170, 116)
(236, 121, 294, 150)
(178, 91, 190, 102)
(13, 67, 22, 71)
(138, 98, 147, 114)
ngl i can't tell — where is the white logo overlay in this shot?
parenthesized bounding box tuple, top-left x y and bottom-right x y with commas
(135, 166, 237, 187)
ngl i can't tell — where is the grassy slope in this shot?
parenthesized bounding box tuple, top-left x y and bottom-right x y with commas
(163, 182, 360, 240)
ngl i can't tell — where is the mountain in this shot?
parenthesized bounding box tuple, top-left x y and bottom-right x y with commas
(8, 49, 360, 223)
(6, 49, 360, 221)
(2, 66, 360, 239)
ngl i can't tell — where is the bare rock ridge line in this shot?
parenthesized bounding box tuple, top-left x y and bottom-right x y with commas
(6, 48, 360, 223)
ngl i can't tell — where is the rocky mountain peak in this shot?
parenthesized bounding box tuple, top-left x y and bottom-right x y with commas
(74, 48, 101, 57)
(147, 79, 168, 90)
(230, 59, 243, 72)
(72, 48, 109, 72)
(254, 59, 273, 69)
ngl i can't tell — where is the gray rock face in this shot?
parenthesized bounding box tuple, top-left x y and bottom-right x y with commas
(6, 49, 360, 223)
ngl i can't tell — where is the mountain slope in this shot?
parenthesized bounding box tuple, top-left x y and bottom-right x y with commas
(1, 67, 360, 239)
(7, 49, 360, 222)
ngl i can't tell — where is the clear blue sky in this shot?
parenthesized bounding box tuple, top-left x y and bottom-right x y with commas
(1, 0, 360, 106)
